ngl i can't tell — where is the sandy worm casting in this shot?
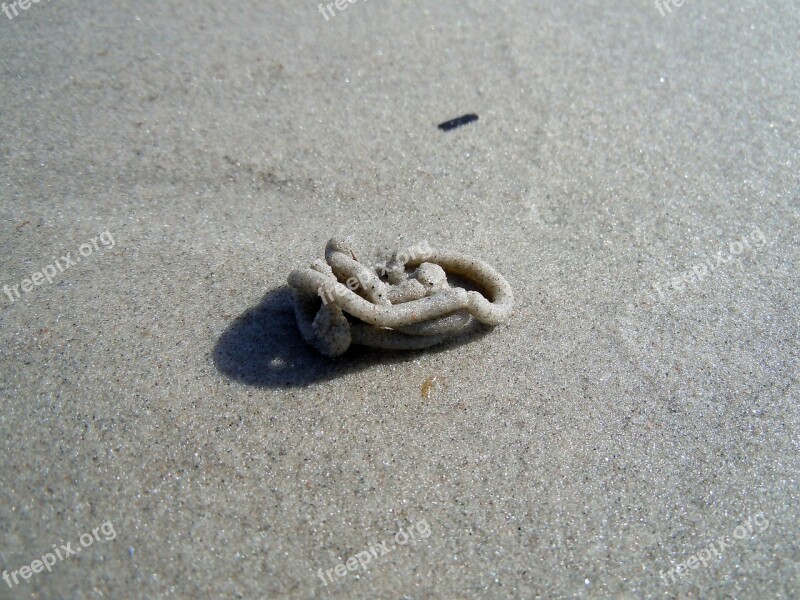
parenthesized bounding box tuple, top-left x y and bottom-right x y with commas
(288, 237, 514, 357)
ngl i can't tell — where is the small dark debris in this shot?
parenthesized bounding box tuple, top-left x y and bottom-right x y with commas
(438, 113, 479, 131)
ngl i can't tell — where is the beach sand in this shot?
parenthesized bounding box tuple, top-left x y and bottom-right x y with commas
(1, 1, 798, 597)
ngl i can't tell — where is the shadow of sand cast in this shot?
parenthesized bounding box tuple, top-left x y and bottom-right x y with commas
(213, 287, 491, 388)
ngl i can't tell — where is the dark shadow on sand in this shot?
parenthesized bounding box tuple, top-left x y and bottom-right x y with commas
(213, 287, 491, 388)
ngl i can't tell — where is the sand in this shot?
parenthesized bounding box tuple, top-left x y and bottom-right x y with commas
(0, 0, 798, 598)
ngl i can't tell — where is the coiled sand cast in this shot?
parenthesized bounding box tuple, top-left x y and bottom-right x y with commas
(288, 237, 514, 357)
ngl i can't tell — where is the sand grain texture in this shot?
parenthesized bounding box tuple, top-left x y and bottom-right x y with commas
(1, 1, 798, 598)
